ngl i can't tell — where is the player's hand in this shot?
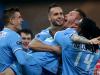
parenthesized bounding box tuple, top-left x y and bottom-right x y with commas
(0, 73, 4, 75)
(52, 46, 61, 54)
(89, 38, 100, 45)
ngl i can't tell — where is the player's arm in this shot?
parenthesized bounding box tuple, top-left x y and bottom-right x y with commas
(14, 49, 29, 65)
(0, 68, 15, 75)
(71, 34, 100, 44)
(9, 34, 31, 65)
(97, 36, 100, 45)
(29, 38, 61, 54)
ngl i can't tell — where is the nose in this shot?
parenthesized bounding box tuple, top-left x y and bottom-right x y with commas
(58, 14, 64, 20)
(60, 14, 63, 17)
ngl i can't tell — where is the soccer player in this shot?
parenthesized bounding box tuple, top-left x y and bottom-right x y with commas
(29, 8, 100, 75)
(54, 9, 100, 75)
(0, 7, 39, 75)
(0, 7, 24, 75)
(29, 4, 64, 75)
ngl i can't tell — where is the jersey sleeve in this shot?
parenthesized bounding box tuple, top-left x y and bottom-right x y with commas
(54, 28, 77, 46)
(7, 33, 30, 65)
(35, 29, 49, 42)
(8, 33, 23, 54)
(64, 28, 77, 37)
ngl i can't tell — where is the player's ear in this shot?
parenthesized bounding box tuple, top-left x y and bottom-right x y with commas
(48, 18, 51, 22)
(48, 13, 51, 21)
(9, 17, 15, 25)
(9, 18, 13, 23)
(5, 18, 11, 23)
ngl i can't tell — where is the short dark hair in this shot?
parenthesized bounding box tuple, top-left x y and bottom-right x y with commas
(73, 8, 86, 18)
(17, 29, 33, 39)
(48, 3, 61, 13)
(3, 7, 20, 24)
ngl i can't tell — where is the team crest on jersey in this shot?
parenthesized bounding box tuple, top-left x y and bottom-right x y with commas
(16, 40, 22, 45)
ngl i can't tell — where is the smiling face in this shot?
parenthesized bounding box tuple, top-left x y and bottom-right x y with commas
(21, 32, 32, 49)
(48, 7, 64, 26)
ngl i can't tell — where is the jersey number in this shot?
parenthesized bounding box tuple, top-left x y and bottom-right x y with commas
(74, 52, 94, 71)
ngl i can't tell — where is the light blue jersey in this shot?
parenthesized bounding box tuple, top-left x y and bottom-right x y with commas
(54, 28, 100, 75)
(0, 28, 45, 75)
(0, 28, 22, 71)
(0, 28, 24, 74)
(32, 28, 59, 74)
(0, 28, 38, 75)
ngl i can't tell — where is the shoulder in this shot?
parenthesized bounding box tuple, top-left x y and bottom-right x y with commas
(54, 28, 77, 40)
(3, 28, 21, 38)
(64, 28, 77, 34)
(35, 28, 50, 41)
(10, 31, 21, 39)
(39, 28, 49, 35)
(35, 28, 49, 37)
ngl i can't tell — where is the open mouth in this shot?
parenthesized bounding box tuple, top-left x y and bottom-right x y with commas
(64, 19, 67, 22)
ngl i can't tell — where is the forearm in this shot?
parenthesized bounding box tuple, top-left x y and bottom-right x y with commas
(15, 50, 28, 65)
(31, 43, 55, 52)
(29, 39, 61, 54)
(29, 39, 55, 52)
(1, 68, 15, 75)
(71, 34, 90, 44)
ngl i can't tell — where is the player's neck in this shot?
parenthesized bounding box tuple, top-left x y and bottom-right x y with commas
(49, 26, 62, 35)
(50, 25, 62, 30)
(5, 24, 17, 31)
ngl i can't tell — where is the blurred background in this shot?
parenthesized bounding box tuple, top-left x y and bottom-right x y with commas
(0, 0, 100, 35)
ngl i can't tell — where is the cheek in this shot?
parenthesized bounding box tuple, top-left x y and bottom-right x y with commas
(11, 20, 16, 25)
(63, 23, 69, 27)
(27, 40, 31, 43)
(51, 16, 57, 20)
(18, 20, 21, 23)
(22, 40, 25, 43)
(70, 16, 75, 19)
(51, 18, 56, 22)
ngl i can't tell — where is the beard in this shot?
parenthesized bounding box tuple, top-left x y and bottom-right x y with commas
(52, 21, 63, 27)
